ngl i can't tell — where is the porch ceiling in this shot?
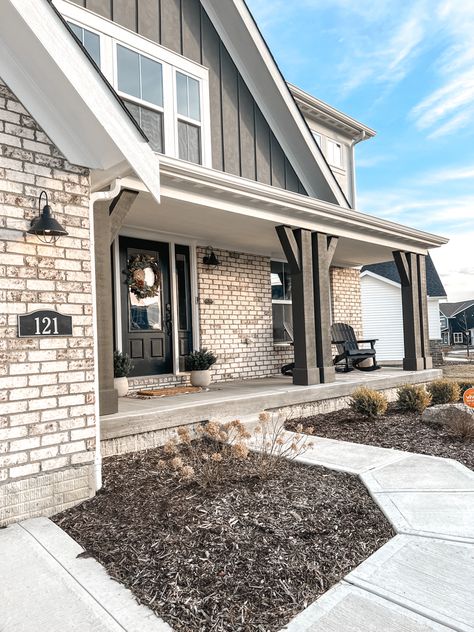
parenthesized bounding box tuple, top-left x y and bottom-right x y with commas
(116, 158, 447, 267)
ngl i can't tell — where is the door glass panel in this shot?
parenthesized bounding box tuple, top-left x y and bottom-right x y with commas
(176, 253, 189, 331)
(128, 255, 162, 331)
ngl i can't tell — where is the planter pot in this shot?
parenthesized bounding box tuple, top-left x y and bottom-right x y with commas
(190, 369, 212, 388)
(114, 376, 129, 397)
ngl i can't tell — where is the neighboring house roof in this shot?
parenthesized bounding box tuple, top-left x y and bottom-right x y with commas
(439, 300, 474, 318)
(361, 255, 447, 298)
(1, 0, 161, 201)
(289, 83, 376, 140)
(201, 0, 350, 207)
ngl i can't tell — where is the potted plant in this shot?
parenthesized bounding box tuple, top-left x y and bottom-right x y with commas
(113, 350, 133, 397)
(185, 348, 217, 387)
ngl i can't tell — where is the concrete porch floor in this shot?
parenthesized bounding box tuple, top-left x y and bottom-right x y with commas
(101, 368, 441, 446)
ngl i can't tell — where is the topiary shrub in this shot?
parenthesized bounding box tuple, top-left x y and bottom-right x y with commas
(458, 381, 474, 400)
(427, 379, 460, 405)
(113, 350, 133, 378)
(397, 384, 432, 413)
(349, 387, 388, 419)
(185, 348, 217, 371)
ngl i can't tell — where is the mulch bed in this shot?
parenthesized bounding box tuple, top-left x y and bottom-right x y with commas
(286, 406, 474, 471)
(53, 446, 392, 632)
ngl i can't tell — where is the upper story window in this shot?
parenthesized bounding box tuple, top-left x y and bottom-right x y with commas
(312, 131, 322, 148)
(117, 45, 164, 153)
(62, 4, 211, 167)
(327, 140, 343, 168)
(67, 21, 101, 67)
(176, 72, 201, 164)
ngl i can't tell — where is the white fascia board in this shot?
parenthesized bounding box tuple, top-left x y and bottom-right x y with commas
(157, 155, 449, 253)
(1, 0, 160, 202)
(201, 0, 349, 208)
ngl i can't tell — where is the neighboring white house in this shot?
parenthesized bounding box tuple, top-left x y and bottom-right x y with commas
(360, 257, 447, 362)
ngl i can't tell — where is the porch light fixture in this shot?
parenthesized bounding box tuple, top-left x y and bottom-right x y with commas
(27, 191, 68, 244)
(203, 246, 220, 267)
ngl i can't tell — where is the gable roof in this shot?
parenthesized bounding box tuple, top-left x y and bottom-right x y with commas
(439, 300, 474, 318)
(0, 0, 160, 201)
(201, 0, 350, 207)
(361, 255, 447, 297)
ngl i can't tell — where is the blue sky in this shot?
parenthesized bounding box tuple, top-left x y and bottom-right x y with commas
(246, 0, 474, 300)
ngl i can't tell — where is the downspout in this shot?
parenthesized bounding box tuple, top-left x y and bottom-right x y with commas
(89, 178, 124, 490)
(350, 131, 366, 209)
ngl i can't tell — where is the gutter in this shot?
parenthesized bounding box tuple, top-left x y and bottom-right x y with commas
(89, 179, 124, 491)
(350, 131, 367, 208)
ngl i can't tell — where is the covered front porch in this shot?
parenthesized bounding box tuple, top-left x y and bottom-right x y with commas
(93, 155, 447, 418)
(101, 366, 442, 456)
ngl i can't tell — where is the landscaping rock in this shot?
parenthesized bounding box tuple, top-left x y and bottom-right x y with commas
(422, 403, 474, 426)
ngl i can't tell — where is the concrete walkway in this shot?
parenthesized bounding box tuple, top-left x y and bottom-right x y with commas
(283, 437, 474, 631)
(1, 435, 473, 631)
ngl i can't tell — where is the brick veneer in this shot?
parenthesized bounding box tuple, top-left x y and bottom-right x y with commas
(196, 251, 364, 383)
(330, 266, 363, 336)
(197, 247, 293, 381)
(0, 79, 95, 524)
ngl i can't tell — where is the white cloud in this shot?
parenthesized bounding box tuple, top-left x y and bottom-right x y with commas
(430, 232, 474, 301)
(410, 1, 474, 138)
(419, 164, 474, 184)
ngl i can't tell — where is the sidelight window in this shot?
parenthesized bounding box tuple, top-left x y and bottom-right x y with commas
(271, 261, 293, 343)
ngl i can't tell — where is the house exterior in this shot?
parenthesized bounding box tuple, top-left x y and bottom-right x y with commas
(360, 257, 447, 363)
(0, 0, 447, 524)
(440, 301, 474, 346)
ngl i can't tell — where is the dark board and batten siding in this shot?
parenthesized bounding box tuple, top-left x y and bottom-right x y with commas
(71, 0, 307, 195)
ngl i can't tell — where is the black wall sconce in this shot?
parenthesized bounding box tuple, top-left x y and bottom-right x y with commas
(27, 191, 68, 244)
(203, 246, 220, 267)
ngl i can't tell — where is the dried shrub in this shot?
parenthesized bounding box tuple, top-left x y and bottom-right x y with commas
(458, 381, 474, 400)
(397, 384, 431, 413)
(349, 387, 388, 418)
(250, 412, 315, 479)
(160, 421, 251, 488)
(427, 379, 460, 405)
(445, 415, 474, 441)
(158, 416, 315, 487)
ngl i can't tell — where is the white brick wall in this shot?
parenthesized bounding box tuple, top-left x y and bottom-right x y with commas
(197, 247, 293, 382)
(330, 266, 363, 336)
(0, 78, 95, 524)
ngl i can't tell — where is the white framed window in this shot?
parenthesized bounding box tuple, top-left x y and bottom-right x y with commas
(67, 21, 101, 67)
(56, 0, 212, 167)
(327, 139, 343, 168)
(312, 131, 322, 148)
(453, 332, 464, 344)
(175, 71, 202, 164)
(116, 44, 164, 153)
(271, 261, 292, 343)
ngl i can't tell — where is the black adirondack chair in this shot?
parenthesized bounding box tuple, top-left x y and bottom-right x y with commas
(331, 323, 380, 372)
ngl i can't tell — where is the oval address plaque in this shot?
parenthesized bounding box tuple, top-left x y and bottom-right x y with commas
(18, 310, 73, 338)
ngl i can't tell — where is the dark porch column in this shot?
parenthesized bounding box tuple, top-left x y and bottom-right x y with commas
(312, 232, 338, 383)
(94, 190, 138, 415)
(276, 226, 319, 385)
(393, 251, 433, 370)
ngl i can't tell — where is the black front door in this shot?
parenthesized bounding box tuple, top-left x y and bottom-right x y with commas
(120, 237, 173, 376)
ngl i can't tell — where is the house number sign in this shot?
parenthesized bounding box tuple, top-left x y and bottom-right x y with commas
(17, 310, 73, 337)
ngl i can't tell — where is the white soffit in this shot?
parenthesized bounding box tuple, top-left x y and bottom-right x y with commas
(201, 0, 349, 208)
(0, 0, 160, 202)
